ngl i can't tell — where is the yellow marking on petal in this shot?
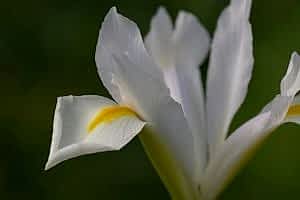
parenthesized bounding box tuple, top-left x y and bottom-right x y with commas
(87, 105, 139, 133)
(287, 104, 300, 116)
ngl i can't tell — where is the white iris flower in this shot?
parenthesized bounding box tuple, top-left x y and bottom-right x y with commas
(45, 0, 300, 199)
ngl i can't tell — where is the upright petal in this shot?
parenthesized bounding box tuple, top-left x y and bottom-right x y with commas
(145, 8, 210, 174)
(173, 10, 210, 69)
(145, 8, 180, 103)
(145, 7, 174, 69)
(95, 7, 196, 190)
(45, 95, 145, 170)
(206, 0, 254, 154)
(145, 8, 210, 103)
(172, 11, 210, 175)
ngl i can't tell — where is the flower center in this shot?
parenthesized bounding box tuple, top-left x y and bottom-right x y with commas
(87, 105, 138, 133)
(286, 104, 300, 116)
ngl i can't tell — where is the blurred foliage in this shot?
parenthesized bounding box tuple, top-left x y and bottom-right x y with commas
(1, 0, 300, 199)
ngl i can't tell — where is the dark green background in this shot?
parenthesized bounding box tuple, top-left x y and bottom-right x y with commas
(2, 0, 300, 199)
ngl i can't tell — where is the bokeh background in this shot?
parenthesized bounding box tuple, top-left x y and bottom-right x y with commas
(2, 0, 300, 199)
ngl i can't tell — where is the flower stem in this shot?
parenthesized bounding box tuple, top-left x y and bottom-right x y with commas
(139, 127, 198, 200)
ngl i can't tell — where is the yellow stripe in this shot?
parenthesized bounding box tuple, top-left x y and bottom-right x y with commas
(87, 105, 139, 133)
(287, 104, 300, 116)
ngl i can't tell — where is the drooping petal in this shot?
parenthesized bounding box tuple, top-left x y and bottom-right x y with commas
(284, 93, 300, 124)
(145, 7, 210, 173)
(95, 7, 196, 187)
(202, 90, 293, 199)
(261, 95, 293, 127)
(96, 7, 169, 117)
(280, 52, 300, 96)
(45, 95, 145, 170)
(111, 50, 196, 184)
(202, 112, 271, 200)
(202, 70, 295, 199)
(96, 7, 165, 106)
(206, 0, 254, 154)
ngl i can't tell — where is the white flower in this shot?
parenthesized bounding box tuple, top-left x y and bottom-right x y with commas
(45, 0, 300, 199)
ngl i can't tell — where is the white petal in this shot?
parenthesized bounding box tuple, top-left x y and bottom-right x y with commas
(202, 93, 292, 199)
(145, 8, 210, 71)
(145, 7, 174, 69)
(261, 95, 293, 127)
(172, 11, 210, 173)
(45, 95, 145, 170)
(172, 65, 207, 175)
(113, 53, 196, 182)
(280, 52, 300, 96)
(203, 49, 300, 198)
(284, 94, 300, 124)
(231, 0, 252, 19)
(202, 112, 271, 199)
(96, 7, 165, 105)
(96, 7, 168, 116)
(145, 7, 210, 173)
(206, 0, 254, 154)
(145, 7, 181, 102)
(145, 8, 210, 103)
(95, 7, 196, 184)
(173, 10, 210, 68)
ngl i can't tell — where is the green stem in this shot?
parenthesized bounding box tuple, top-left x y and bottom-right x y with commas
(139, 127, 198, 200)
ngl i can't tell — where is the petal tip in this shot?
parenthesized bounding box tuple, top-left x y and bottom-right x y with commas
(292, 51, 300, 60)
(157, 6, 167, 14)
(104, 6, 119, 24)
(109, 6, 117, 14)
(44, 158, 54, 171)
(44, 163, 51, 171)
(177, 9, 191, 18)
(44, 152, 63, 171)
(152, 6, 171, 26)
